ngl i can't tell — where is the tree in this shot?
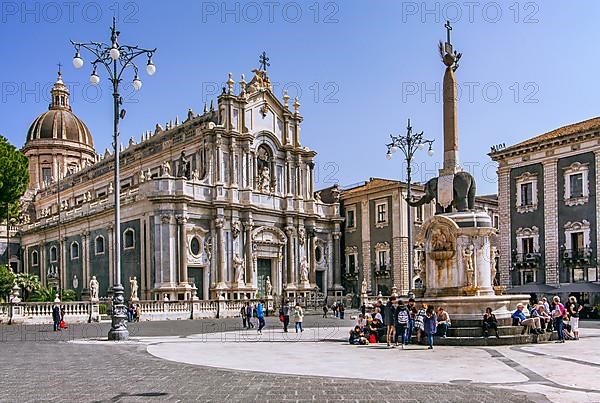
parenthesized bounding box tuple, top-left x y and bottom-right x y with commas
(0, 265, 16, 302)
(14, 272, 40, 301)
(0, 135, 29, 207)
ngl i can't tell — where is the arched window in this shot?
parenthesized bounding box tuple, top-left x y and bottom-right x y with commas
(123, 228, 135, 249)
(49, 246, 58, 262)
(95, 236, 105, 255)
(70, 241, 80, 260)
(31, 250, 39, 266)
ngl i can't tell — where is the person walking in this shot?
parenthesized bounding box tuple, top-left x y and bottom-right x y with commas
(396, 300, 410, 348)
(240, 304, 248, 328)
(414, 303, 427, 344)
(52, 303, 61, 331)
(282, 300, 292, 332)
(361, 302, 366, 318)
(293, 303, 304, 333)
(246, 303, 255, 329)
(383, 297, 397, 347)
(566, 296, 583, 340)
(134, 304, 141, 322)
(552, 296, 566, 343)
(339, 303, 345, 319)
(257, 301, 266, 334)
(482, 307, 499, 338)
(322, 304, 328, 318)
(423, 306, 437, 350)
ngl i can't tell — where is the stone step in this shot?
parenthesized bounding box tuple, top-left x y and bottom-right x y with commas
(451, 318, 513, 328)
(429, 332, 555, 346)
(447, 326, 528, 338)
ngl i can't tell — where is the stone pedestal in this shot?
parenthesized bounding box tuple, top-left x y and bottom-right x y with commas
(416, 211, 530, 320)
(89, 302, 100, 322)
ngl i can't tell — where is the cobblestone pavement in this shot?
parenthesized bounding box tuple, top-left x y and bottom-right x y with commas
(3, 316, 588, 402)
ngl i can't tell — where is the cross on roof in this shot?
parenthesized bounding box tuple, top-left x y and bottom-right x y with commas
(57, 62, 62, 76)
(444, 20, 453, 45)
(259, 51, 270, 71)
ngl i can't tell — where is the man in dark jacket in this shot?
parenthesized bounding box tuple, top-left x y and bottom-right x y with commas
(383, 297, 397, 347)
(282, 300, 292, 332)
(52, 304, 61, 331)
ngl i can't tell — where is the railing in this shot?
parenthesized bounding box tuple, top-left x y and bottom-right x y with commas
(561, 248, 593, 264)
(512, 252, 542, 265)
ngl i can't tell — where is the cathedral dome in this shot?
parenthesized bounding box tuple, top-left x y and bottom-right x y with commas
(24, 72, 93, 147)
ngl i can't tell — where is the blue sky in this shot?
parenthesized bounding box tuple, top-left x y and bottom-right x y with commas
(2, 1, 600, 194)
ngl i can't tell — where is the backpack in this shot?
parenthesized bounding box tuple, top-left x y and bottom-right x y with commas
(397, 308, 409, 325)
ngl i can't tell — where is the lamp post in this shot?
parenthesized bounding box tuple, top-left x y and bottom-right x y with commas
(71, 17, 156, 341)
(386, 119, 434, 295)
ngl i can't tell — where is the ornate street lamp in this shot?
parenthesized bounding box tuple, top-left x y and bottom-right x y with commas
(386, 119, 434, 295)
(71, 17, 156, 341)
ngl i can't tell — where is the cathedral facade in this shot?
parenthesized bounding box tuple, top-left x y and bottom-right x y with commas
(18, 67, 343, 301)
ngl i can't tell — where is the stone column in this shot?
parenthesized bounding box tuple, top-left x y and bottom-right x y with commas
(60, 237, 67, 293)
(244, 220, 254, 287)
(542, 158, 559, 286)
(333, 231, 342, 291)
(474, 231, 494, 296)
(285, 226, 296, 290)
(595, 151, 600, 268)
(497, 166, 512, 287)
(442, 65, 459, 174)
(40, 241, 46, 287)
(177, 216, 188, 285)
(215, 217, 226, 287)
(360, 199, 372, 292)
(82, 230, 90, 286)
(309, 230, 316, 285)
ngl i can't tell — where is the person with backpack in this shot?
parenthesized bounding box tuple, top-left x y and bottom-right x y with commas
(552, 296, 566, 343)
(383, 297, 397, 347)
(414, 302, 427, 344)
(396, 300, 410, 348)
(423, 306, 437, 350)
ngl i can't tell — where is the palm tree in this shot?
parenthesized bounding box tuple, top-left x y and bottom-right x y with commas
(14, 273, 41, 301)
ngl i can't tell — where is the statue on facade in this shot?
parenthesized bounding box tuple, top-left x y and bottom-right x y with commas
(490, 247, 499, 286)
(108, 182, 114, 194)
(259, 166, 271, 193)
(89, 276, 99, 302)
(204, 236, 212, 263)
(463, 245, 475, 287)
(177, 151, 190, 179)
(300, 257, 309, 286)
(162, 160, 172, 177)
(298, 227, 306, 246)
(130, 276, 139, 301)
(72, 275, 78, 290)
(265, 276, 273, 296)
(140, 169, 146, 183)
(314, 191, 322, 203)
(331, 184, 341, 202)
(361, 278, 368, 296)
(231, 221, 241, 239)
(233, 253, 245, 285)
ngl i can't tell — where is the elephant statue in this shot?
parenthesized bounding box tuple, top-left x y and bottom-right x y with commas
(408, 171, 476, 213)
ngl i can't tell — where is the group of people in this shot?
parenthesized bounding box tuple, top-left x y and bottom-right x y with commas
(511, 295, 583, 342)
(240, 300, 266, 334)
(323, 301, 345, 319)
(279, 301, 305, 333)
(126, 303, 141, 323)
(349, 297, 451, 350)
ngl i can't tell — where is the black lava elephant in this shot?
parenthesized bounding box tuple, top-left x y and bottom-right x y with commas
(408, 171, 476, 213)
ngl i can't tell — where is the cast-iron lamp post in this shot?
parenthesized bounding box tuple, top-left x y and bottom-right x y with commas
(386, 119, 434, 296)
(71, 17, 156, 341)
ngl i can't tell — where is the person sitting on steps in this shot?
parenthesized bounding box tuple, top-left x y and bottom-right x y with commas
(482, 307, 500, 338)
(512, 303, 542, 334)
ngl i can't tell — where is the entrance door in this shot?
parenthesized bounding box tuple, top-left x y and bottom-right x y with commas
(188, 267, 204, 299)
(257, 259, 272, 297)
(316, 271, 324, 292)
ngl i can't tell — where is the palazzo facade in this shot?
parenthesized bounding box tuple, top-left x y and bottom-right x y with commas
(17, 67, 343, 301)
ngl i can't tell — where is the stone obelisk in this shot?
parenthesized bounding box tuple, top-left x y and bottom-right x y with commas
(440, 21, 462, 176)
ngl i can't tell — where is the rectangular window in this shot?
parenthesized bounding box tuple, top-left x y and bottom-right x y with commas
(222, 153, 229, 183)
(522, 237, 534, 254)
(520, 183, 533, 206)
(569, 173, 583, 198)
(376, 202, 387, 224)
(523, 270, 535, 284)
(42, 168, 52, 185)
(378, 251, 387, 269)
(571, 232, 584, 253)
(276, 165, 283, 193)
(416, 205, 423, 222)
(493, 215, 499, 229)
(348, 254, 356, 273)
(346, 210, 355, 228)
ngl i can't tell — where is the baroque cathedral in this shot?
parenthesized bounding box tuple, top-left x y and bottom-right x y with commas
(17, 66, 344, 301)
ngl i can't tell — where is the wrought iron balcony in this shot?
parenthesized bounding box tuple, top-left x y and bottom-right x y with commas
(374, 265, 391, 278)
(511, 252, 542, 268)
(561, 248, 593, 265)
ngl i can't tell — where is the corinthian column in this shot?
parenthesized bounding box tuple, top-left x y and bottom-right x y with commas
(333, 231, 342, 291)
(285, 226, 296, 291)
(243, 220, 254, 287)
(177, 216, 188, 285)
(215, 217, 226, 288)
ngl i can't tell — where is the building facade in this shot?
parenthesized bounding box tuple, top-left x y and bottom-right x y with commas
(490, 117, 600, 305)
(16, 67, 343, 301)
(339, 177, 498, 297)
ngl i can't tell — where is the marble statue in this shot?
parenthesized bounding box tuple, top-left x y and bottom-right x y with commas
(162, 160, 172, 176)
(265, 276, 273, 296)
(72, 275, 78, 290)
(314, 191, 322, 203)
(140, 169, 146, 183)
(300, 257, 309, 285)
(231, 221, 241, 239)
(108, 182, 114, 194)
(361, 278, 368, 296)
(259, 166, 270, 193)
(298, 227, 306, 246)
(490, 247, 499, 286)
(431, 228, 452, 251)
(130, 276, 139, 301)
(463, 245, 474, 286)
(177, 151, 190, 179)
(233, 253, 245, 285)
(89, 276, 99, 302)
